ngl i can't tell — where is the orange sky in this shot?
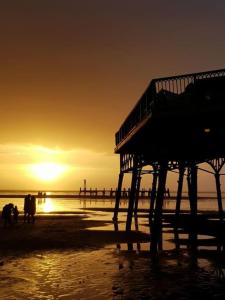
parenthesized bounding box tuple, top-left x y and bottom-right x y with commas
(1, 1, 225, 190)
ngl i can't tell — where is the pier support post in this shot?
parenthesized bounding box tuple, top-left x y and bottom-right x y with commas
(187, 165, 198, 219)
(126, 158, 138, 231)
(113, 172, 124, 221)
(150, 161, 168, 253)
(215, 173, 224, 221)
(187, 165, 198, 251)
(149, 168, 158, 222)
(134, 174, 142, 216)
(207, 159, 225, 221)
(134, 216, 141, 252)
(113, 222, 121, 251)
(175, 165, 185, 219)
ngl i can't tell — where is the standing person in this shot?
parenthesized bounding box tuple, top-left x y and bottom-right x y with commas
(30, 195, 36, 224)
(24, 194, 31, 223)
(13, 205, 19, 223)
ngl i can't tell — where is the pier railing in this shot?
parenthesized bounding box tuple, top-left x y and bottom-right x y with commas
(115, 68, 225, 149)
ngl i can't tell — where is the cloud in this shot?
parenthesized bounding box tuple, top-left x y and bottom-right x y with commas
(0, 143, 118, 169)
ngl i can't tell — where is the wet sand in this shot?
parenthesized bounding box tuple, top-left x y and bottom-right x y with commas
(0, 214, 149, 251)
(1, 212, 225, 299)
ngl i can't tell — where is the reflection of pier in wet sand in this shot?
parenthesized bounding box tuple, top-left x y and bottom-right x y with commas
(114, 213, 225, 283)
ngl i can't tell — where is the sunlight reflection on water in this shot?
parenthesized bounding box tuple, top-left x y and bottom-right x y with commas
(42, 198, 54, 213)
(0, 196, 224, 214)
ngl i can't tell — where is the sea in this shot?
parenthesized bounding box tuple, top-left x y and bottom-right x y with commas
(0, 190, 223, 214)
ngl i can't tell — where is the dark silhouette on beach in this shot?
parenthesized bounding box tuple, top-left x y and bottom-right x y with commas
(30, 195, 36, 223)
(2, 203, 14, 227)
(24, 194, 31, 223)
(24, 194, 36, 223)
(13, 205, 19, 223)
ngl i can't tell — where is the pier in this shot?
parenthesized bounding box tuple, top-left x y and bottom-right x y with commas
(113, 68, 225, 250)
(0, 188, 171, 199)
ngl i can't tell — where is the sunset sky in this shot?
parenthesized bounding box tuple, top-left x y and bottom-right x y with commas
(1, 1, 225, 190)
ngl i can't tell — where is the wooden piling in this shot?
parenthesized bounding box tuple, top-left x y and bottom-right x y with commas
(113, 172, 124, 221)
(150, 161, 168, 253)
(188, 165, 198, 219)
(149, 169, 158, 222)
(215, 173, 224, 221)
(175, 165, 185, 219)
(126, 158, 138, 231)
(134, 174, 142, 216)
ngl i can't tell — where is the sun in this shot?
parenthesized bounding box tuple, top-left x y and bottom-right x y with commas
(30, 162, 68, 181)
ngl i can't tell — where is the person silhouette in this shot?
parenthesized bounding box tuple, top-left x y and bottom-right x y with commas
(24, 194, 31, 223)
(2, 203, 14, 227)
(13, 205, 19, 223)
(30, 195, 36, 224)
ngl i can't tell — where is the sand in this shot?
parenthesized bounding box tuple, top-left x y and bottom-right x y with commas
(0, 214, 150, 252)
(1, 212, 225, 299)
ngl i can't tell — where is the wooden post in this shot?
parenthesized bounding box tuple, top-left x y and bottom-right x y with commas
(175, 165, 185, 219)
(188, 165, 198, 219)
(215, 172, 224, 221)
(134, 174, 142, 216)
(150, 161, 168, 253)
(149, 169, 158, 222)
(113, 222, 121, 251)
(113, 172, 124, 221)
(126, 159, 138, 231)
(84, 179, 86, 196)
(173, 226, 180, 251)
(187, 164, 198, 256)
(134, 216, 141, 252)
(127, 242, 133, 251)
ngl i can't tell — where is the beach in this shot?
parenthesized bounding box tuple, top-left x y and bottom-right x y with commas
(0, 214, 149, 251)
(0, 201, 225, 299)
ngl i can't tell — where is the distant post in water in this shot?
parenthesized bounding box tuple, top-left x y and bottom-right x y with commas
(84, 179, 87, 195)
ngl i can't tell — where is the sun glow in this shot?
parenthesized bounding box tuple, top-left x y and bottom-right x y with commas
(30, 162, 68, 181)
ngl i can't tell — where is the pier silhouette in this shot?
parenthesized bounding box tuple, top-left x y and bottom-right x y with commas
(113, 69, 225, 246)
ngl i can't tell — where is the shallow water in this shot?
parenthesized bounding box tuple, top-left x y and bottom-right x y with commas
(0, 195, 223, 214)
